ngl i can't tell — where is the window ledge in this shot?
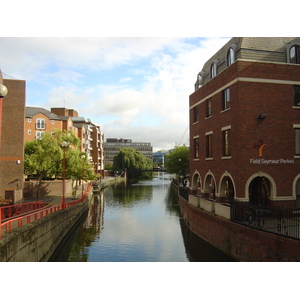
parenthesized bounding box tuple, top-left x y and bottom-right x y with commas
(205, 115, 213, 120)
(221, 107, 231, 113)
(205, 157, 213, 161)
(193, 158, 200, 161)
(222, 156, 232, 160)
(292, 106, 300, 109)
(294, 155, 300, 159)
(193, 121, 199, 125)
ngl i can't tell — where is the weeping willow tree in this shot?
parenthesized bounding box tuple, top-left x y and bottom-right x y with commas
(113, 148, 153, 179)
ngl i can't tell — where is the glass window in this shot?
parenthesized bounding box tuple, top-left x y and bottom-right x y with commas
(206, 134, 212, 158)
(193, 106, 199, 123)
(36, 118, 45, 129)
(227, 48, 235, 66)
(296, 129, 300, 155)
(222, 130, 230, 156)
(194, 138, 199, 158)
(211, 62, 217, 79)
(36, 131, 44, 140)
(222, 88, 230, 110)
(294, 85, 300, 106)
(290, 45, 300, 64)
(206, 99, 212, 117)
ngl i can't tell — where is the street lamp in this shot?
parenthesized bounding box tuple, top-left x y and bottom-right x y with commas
(61, 141, 69, 209)
(81, 154, 85, 198)
(0, 83, 8, 147)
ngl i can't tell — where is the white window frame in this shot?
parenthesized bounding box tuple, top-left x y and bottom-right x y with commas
(36, 118, 45, 129)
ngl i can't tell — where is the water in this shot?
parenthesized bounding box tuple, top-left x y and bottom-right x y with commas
(53, 173, 234, 262)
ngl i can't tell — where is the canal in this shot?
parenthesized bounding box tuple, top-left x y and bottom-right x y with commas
(51, 173, 235, 262)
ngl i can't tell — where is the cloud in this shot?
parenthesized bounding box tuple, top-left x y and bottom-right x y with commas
(1, 37, 230, 151)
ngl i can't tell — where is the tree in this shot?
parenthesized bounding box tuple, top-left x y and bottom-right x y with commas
(113, 148, 153, 179)
(165, 145, 189, 177)
(24, 130, 95, 200)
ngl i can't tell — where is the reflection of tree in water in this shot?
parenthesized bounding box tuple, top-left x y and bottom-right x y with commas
(105, 181, 153, 207)
(67, 195, 104, 262)
(164, 185, 180, 216)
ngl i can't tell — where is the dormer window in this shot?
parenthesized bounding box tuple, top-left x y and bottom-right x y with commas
(286, 43, 300, 64)
(210, 60, 219, 79)
(290, 45, 300, 64)
(226, 44, 237, 66)
(195, 71, 205, 90)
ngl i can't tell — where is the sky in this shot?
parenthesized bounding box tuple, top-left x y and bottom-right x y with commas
(0, 37, 231, 152)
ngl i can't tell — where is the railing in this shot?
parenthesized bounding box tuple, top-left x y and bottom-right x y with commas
(230, 200, 300, 240)
(0, 201, 47, 220)
(0, 183, 92, 239)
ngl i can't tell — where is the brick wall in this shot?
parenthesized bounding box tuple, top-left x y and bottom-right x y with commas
(0, 79, 25, 203)
(189, 60, 300, 205)
(179, 196, 300, 261)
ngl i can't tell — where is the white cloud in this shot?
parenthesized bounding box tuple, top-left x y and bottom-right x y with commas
(1, 37, 230, 151)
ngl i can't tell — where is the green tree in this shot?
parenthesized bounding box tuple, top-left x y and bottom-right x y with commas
(113, 148, 153, 179)
(165, 145, 190, 177)
(24, 130, 95, 200)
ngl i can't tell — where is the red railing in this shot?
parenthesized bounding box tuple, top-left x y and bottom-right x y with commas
(0, 183, 92, 239)
(0, 201, 47, 220)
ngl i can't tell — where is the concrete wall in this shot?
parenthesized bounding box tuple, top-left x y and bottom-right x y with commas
(179, 195, 300, 262)
(0, 188, 93, 262)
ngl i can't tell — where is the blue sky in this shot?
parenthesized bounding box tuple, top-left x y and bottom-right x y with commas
(0, 1, 292, 153)
(0, 37, 231, 151)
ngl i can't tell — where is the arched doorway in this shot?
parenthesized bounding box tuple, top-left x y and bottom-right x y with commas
(220, 176, 235, 202)
(249, 176, 270, 207)
(204, 174, 216, 200)
(191, 172, 201, 194)
(296, 177, 300, 208)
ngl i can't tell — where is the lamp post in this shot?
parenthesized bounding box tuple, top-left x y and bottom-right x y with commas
(0, 83, 8, 149)
(81, 154, 85, 198)
(0, 83, 8, 236)
(61, 141, 68, 209)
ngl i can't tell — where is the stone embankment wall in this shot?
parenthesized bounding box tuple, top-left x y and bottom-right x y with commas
(0, 188, 93, 262)
(178, 196, 300, 262)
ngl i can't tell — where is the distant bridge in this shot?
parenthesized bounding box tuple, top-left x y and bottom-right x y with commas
(140, 169, 167, 172)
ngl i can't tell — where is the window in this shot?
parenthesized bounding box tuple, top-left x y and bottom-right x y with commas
(222, 88, 230, 110)
(28, 130, 31, 135)
(36, 118, 45, 129)
(206, 133, 212, 158)
(194, 137, 199, 158)
(28, 118, 32, 122)
(36, 131, 44, 140)
(206, 99, 212, 117)
(294, 85, 300, 106)
(193, 106, 199, 123)
(296, 128, 300, 155)
(290, 45, 300, 64)
(227, 48, 235, 66)
(211, 62, 217, 79)
(222, 129, 231, 156)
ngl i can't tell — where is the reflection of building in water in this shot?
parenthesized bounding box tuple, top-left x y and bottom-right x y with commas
(85, 193, 104, 233)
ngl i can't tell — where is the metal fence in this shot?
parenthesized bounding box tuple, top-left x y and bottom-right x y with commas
(230, 201, 300, 240)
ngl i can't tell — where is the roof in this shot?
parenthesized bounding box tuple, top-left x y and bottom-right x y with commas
(198, 37, 300, 87)
(25, 106, 62, 120)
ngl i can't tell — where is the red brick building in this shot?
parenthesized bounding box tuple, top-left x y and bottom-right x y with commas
(189, 37, 300, 208)
(0, 73, 25, 204)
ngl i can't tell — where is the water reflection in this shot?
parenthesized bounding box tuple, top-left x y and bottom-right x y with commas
(53, 174, 234, 262)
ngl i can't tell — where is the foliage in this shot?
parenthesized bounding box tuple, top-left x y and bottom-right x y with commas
(165, 145, 190, 176)
(24, 130, 96, 199)
(113, 148, 153, 179)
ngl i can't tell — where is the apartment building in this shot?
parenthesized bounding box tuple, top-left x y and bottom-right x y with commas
(51, 108, 105, 176)
(189, 37, 300, 208)
(0, 73, 25, 204)
(104, 138, 153, 165)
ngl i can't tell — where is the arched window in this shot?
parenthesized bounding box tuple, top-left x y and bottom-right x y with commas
(210, 61, 217, 79)
(290, 45, 300, 64)
(286, 43, 300, 64)
(195, 71, 204, 91)
(227, 48, 235, 66)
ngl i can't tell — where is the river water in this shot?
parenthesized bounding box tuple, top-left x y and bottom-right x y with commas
(52, 173, 234, 262)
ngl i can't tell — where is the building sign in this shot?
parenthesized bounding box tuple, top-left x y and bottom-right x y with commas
(250, 158, 294, 165)
(251, 139, 294, 164)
